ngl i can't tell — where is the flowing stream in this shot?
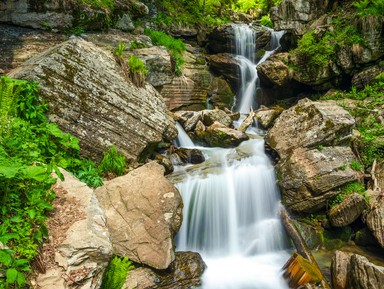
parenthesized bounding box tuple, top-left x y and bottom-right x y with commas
(172, 24, 290, 289)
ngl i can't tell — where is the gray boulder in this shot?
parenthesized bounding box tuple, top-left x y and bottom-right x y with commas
(201, 108, 232, 127)
(255, 106, 282, 129)
(347, 254, 384, 289)
(9, 38, 177, 163)
(266, 98, 355, 159)
(367, 200, 384, 248)
(95, 162, 183, 270)
(35, 169, 113, 289)
(331, 251, 353, 289)
(328, 193, 367, 227)
(278, 146, 361, 212)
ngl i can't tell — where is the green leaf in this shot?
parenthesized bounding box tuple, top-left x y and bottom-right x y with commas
(6, 268, 18, 284)
(10, 216, 22, 223)
(0, 250, 13, 266)
(23, 165, 48, 181)
(0, 233, 19, 245)
(27, 209, 36, 219)
(53, 164, 65, 181)
(17, 271, 26, 285)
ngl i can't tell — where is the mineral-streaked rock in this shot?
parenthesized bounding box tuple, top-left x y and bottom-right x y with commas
(9, 38, 177, 162)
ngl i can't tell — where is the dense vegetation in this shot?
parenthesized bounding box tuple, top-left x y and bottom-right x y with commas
(0, 76, 127, 288)
(100, 257, 134, 289)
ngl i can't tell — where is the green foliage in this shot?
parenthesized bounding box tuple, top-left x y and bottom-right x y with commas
(128, 55, 148, 87)
(77, 0, 115, 10)
(130, 40, 147, 50)
(353, 0, 384, 16)
(101, 256, 134, 289)
(349, 161, 364, 172)
(71, 26, 85, 36)
(0, 76, 106, 288)
(260, 14, 273, 28)
(144, 29, 186, 76)
(113, 42, 127, 57)
(329, 181, 366, 207)
(98, 145, 127, 177)
(70, 159, 104, 188)
(233, 0, 282, 13)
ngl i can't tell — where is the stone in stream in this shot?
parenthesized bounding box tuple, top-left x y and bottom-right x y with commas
(95, 162, 183, 270)
(255, 105, 282, 129)
(169, 148, 205, 165)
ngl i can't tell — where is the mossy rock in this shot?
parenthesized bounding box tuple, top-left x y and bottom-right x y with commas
(355, 227, 379, 247)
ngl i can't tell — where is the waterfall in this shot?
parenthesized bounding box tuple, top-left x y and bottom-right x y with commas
(172, 24, 290, 289)
(235, 25, 285, 114)
(174, 122, 195, 148)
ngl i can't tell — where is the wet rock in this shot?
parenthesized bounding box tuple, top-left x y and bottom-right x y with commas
(336, 45, 354, 74)
(266, 98, 355, 159)
(257, 53, 292, 87)
(347, 254, 384, 289)
(328, 193, 368, 227)
(170, 148, 205, 165)
(366, 200, 384, 248)
(9, 38, 177, 163)
(255, 106, 282, 129)
(124, 252, 206, 289)
(95, 162, 183, 270)
(355, 227, 379, 247)
(35, 169, 113, 289)
(195, 121, 249, 148)
(153, 153, 174, 175)
(201, 108, 232, 127)
(278, 146, 361, 212)
(271, 0, 332, 36)
(174, 111, 202, 132)
(331, 250, 353, 289)
(208, 53, 241, 90)
(207, 77, 235, 109)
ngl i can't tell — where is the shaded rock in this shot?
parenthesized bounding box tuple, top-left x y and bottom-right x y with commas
(336, 45, 354, 74)
(124, 251, 206, 289)
(170, 148, 205, 165)
(201, 108, 232, 127)
(329, 193, 367, 227)
(115, 13, 135, 32)
(153, 153, 174, 175)
(367, 200, 384, 248)
(352, 65, 384, 90)
(331, 250, 353, 289)
(355, 227, 379, 247)
(347, 254, 384, 289)
(278, 146, 360, 212)
(266, 98, 355, 159)
(95, 162, 183, 270)
(9, 38, 177, 163)
(133, 46, 173, 87)
(255, 106, 282, 129)
(271, 0, 332, 36)
(295, 220, 325, 250)
(35, 169, 113, 289)
(208, 53, 241, 90)
(195, 121, 248, 148)
(207, 77, 235, 109)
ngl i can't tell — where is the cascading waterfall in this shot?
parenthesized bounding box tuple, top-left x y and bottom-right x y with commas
(235, 25, 285, 114)
(173, 24, 290, 289)
(174, 122, 195, 148)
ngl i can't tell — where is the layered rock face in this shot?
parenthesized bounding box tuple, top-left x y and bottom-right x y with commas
(95, 162, 183, 270)
(9, 37, 177, 162)
(35, 169, 113, 289)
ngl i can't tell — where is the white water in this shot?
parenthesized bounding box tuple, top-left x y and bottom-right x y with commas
(174, 122, 195, 148)
(172, 25, 290, 289)
(235, 25, 285, 114)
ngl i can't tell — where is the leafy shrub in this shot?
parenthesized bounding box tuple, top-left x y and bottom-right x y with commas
(113, 42, 127, 57)
(130, 40, 147, 50)
(349, 161, 364, 172)
(128, 55, 148, 87)
(77, 0, 115, 10)
(101, 257, 134, 289)
(260, 14, 272, 28)
(144, 29, 186, 76)
(98, 145, 127, 177)
(353, 0, 384, 16)
(329, 182, 367, 207)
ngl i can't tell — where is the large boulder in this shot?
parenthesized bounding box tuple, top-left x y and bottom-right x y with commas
(195, 121, 249, 148)
(366, 200, 384, 248)
(331, 251, 353, 289)
(278, 146, 361, 212)
(347, 254, 384, 289)
(208, 53, 241, 90)
(9, 38, 177, 163)
(95, 162, 183, 270)
(266, 98, 355, 159)
(124, 252, 206, 289)
(255, 106, 282, 129)
(328, 193, 368, 227)
(257, 53, 292, 87)
(35, 169, 113, 289)
(207, 77, 235, 109)
(352, 65, 384, 90)
(201, 108, 232, 127)
(271, 0, 332, 36)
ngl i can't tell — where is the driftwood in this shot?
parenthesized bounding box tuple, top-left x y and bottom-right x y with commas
(280, 207, 331, 289)
(238, 108, 256, 133)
